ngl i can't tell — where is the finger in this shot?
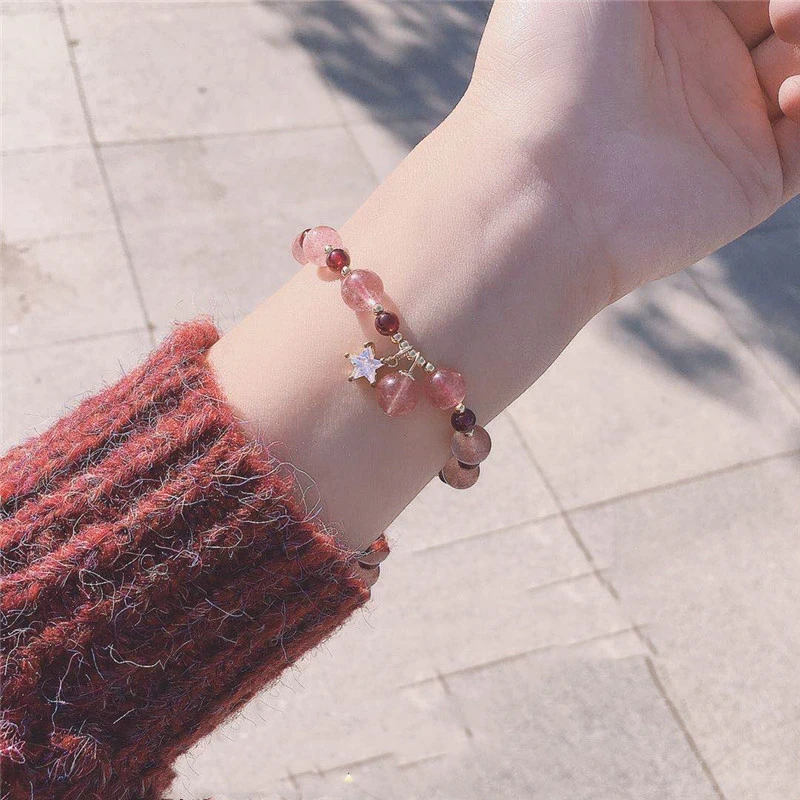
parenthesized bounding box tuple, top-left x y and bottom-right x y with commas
(778, 74, 800, 117)
(773, 114, 800, 199)
(751, 33, 800, 120)
(770, 0, 800, 43)
(716, 1, 773, 48)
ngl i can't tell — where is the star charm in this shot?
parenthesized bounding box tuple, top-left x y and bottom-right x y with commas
(346, 342, 385, 386)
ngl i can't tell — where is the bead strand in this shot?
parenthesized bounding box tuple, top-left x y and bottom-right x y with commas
(291, 225, 492, 490)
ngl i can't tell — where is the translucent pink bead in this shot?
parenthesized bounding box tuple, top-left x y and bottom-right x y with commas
(376, 372, 420, 417)
(302, 225, 343, 267)
(451, 426, 492, 465)
(291, 230, 309, 265)
(341, 269, 384, 312)
(440, 456, 480, 489)
(427, 367, 466, 410)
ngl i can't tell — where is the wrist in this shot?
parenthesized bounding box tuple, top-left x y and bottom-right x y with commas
(341, 101, 605, 415)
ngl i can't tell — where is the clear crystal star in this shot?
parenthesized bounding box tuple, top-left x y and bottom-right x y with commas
(346, 343, 384, 385)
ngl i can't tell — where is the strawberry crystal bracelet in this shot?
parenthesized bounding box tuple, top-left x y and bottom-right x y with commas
(292, 225, 492, 490)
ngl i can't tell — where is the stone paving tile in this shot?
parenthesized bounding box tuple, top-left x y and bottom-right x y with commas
(282, 1, 485, 125)
(1, 233, 145, 348)
(386, 518, 627, 679)
(388, 413, 558, 552)
(64, 2, 342, 142)
(173, 664, 467, 797)
(271, 656, 718, 800)
(291, 756, 404, 800)
(102, 128, 374, 231)
(1, 148, 115, 243)
(1, 330, 151, 449)
(102, 127, 375, 326)
(690, 225, 800, 407)
(421, 655, 721, 800)
(172, 517, 629, 795)
(122, 216, 300, 330)
(0, 1, 56, 12)
(509, 271, 800, 509)
(0, 8, 88, 152)
(570, 455, 800, 800)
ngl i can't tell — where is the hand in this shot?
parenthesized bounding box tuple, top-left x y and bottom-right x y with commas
(466, 0, 800, 303)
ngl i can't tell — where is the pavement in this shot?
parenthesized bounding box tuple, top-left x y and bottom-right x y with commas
(2, 2, 799, 799)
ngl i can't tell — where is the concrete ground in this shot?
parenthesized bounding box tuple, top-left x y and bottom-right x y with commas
(2, 2, 799, 799)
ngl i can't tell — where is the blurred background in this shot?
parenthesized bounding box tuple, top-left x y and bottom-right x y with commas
(2, 1, 799, 798)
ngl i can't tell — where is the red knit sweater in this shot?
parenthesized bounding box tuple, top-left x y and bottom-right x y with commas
(0, 321, 381, 800)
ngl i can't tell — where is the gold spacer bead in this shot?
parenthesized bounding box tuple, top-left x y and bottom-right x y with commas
(340, 265, 352, 276)
(373, 304, 384, 314)
(324, 244, 333, 254)
(454, 402, 466, 413)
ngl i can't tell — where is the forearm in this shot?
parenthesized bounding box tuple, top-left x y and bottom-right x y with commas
(209, 100, 604, 550)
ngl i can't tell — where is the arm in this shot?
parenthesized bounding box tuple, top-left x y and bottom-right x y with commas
(208, 102, 601, 551)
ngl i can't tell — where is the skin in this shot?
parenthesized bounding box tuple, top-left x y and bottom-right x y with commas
(209, 0, 800, 554)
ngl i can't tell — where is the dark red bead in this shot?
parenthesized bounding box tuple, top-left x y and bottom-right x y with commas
(451, 407, 476, 433)
(326, 248, 350, 272)
(374, 310, 400, 336)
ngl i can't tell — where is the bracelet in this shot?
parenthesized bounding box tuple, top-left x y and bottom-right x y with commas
(291, 225, 492, 490)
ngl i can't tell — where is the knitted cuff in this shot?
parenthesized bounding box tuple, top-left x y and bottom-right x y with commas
(0, 320, 372, 800)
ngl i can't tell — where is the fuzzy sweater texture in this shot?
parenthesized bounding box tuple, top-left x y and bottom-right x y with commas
(0, 321, 378, 800)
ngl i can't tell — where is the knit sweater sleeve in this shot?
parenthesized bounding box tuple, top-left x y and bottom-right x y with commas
(0, 320, 378, 800)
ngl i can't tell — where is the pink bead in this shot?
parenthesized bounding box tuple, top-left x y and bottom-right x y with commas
(427, 367, 466, 410)
(376, 372, 420, 417)
(302, 225, 343, 267)
(291, 230, 309, 265)
(341, 269, 384, 312)
(440, 456, 480, 489)
(451, 426, 492, 465)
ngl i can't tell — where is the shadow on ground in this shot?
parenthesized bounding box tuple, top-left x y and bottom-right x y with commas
(273, 0, 489, 139)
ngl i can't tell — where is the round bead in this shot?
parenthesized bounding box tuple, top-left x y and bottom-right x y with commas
(360, 564, 380, 589)
(341, 269, 384, 312)
(451, 407, 477, 433)
(326, 248, 350, 272)
(358, 537, 390, 567)
(427, 367, 466, 410)
(376, 372, 420, 417)
(440, 455, 480, 489)
(451, 425, 492, 465)
(302, 225, 343, 267)
(291, 230, 310, 265)
(375, 310, 400, 336)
